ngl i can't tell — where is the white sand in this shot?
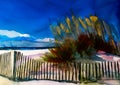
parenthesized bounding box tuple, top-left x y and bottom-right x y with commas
(0, 49, 49, 55)
(0, 76, 13, 85)
(0, 76, 77, 85)
(0, 76, 120, 85)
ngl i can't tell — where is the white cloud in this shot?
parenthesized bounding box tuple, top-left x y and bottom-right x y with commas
(36, 38, 54, 42)
(19, 34, 30, 37)
(0, 30, 30, 38)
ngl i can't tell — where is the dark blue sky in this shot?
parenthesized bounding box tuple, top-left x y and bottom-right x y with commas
(0, 0, 120, 47)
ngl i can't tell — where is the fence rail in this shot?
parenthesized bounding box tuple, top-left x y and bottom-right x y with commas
(0, 51, 120, 83)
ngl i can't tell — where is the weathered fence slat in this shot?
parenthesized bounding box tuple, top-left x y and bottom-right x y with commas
(27, 57, 30, 80)
(38, 61, 40, 79)
(46, 62, 48, 79)
(52, 62, 54, 80)
(84, 63, 87, 80)
(32, 59, 34, 79)
(102, 62, 104, 78)
(35, 61, 38, 79)
(112, 62, 115, 79)
(116, 62, 119, 79)
(95, 63, 97, 79)
(107, 61, 110, 79)
(110, 62, 112, 79)
(93, 63, 96, 79)
(88, 63, 90, 80)
(49, 62, 51, 80)
(24, 57, 27, 80)
(111, 62, 113, 79)
(86, 63, 89, 80)
(79, 62, 82, 81)
(76, 62, 79, 82)
(58, 63, 60, 81)
(61, 64, 63, 81)
(117, 62, 120, 79)
(105, 61, 108, 79)
(65, 65, 67, 81)
(20, 55, 23, 79)
(55, 63, 58, 80)
(98, 62, 101, 79)
(71, 63, 74, 81)
(90, 63, 93, 79)
(104, 61, 106, 79)
(114, 62, 117, 79)
(40, 62, 42, 79)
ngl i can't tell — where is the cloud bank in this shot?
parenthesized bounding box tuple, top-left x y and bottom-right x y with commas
(0, 30, 30, 38)
(0, 29, 54, 47)
(36, 38, 54, 42)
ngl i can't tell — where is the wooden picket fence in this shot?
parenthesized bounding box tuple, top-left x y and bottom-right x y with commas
(0, 51, 120, 83)
(13, 51, 120, 82)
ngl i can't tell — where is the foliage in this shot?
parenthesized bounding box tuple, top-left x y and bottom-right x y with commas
(43, 38, 75, 63)
(43, 15, 120, 63)
(75, 34, 94, 59)
(92, 35, 117, 54)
